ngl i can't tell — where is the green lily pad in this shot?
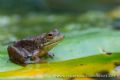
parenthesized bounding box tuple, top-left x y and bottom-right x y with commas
(0, 28, 120, 79)
(0, 53, 120, 79)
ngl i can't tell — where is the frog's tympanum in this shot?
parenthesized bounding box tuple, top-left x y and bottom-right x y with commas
(7, 29, 64, 66)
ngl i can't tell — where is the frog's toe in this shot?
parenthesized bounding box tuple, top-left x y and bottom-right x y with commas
(48, 52, 54, 59)
(24, 60, 37, 64)
(24, 60, 32, 64)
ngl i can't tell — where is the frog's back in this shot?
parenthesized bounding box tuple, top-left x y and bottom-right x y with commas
(14, 39, 37, 52)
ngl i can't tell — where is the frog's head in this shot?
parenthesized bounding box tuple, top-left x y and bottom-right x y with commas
(41, 29, 64, 51)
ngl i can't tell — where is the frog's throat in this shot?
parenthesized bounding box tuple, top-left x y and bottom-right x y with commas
(43, 37, 63, 51)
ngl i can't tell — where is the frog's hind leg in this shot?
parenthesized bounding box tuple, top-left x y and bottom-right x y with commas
(7, 46, 27, 66)
(25, 56, 41, 64)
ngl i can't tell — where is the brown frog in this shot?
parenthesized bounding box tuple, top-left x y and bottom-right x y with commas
(7, 29, 64, 66)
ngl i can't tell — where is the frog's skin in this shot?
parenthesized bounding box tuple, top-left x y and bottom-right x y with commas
(7, 29, 64, 66)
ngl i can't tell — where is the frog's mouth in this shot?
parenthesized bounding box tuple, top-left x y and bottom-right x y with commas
(43, 35, 64, 50)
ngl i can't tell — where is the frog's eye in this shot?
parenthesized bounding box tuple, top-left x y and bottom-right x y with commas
(48, 33, 53, 36)
(47, 33, 53, 39)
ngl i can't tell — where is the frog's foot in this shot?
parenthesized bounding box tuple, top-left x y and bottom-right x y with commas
(47, 52, 55, 59)
(24, 56, 41, 64)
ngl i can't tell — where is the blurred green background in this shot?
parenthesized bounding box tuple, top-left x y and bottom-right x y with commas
(0, 0, 119, 44)
(0, 0, 119, 14)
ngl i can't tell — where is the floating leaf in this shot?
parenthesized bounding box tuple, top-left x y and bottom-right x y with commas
(0, 28, 120, 79)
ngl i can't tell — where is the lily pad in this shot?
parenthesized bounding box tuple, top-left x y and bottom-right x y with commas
(0, 28, 120, 79)
(0, 53, 120, 79)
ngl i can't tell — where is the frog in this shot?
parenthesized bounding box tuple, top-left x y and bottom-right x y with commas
(7, 29, 64, 66)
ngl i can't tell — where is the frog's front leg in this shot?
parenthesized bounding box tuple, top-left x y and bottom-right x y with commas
(47, 52, 55, 58)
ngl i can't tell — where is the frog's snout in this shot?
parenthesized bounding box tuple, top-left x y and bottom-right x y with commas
(60, 34, 64, 40)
